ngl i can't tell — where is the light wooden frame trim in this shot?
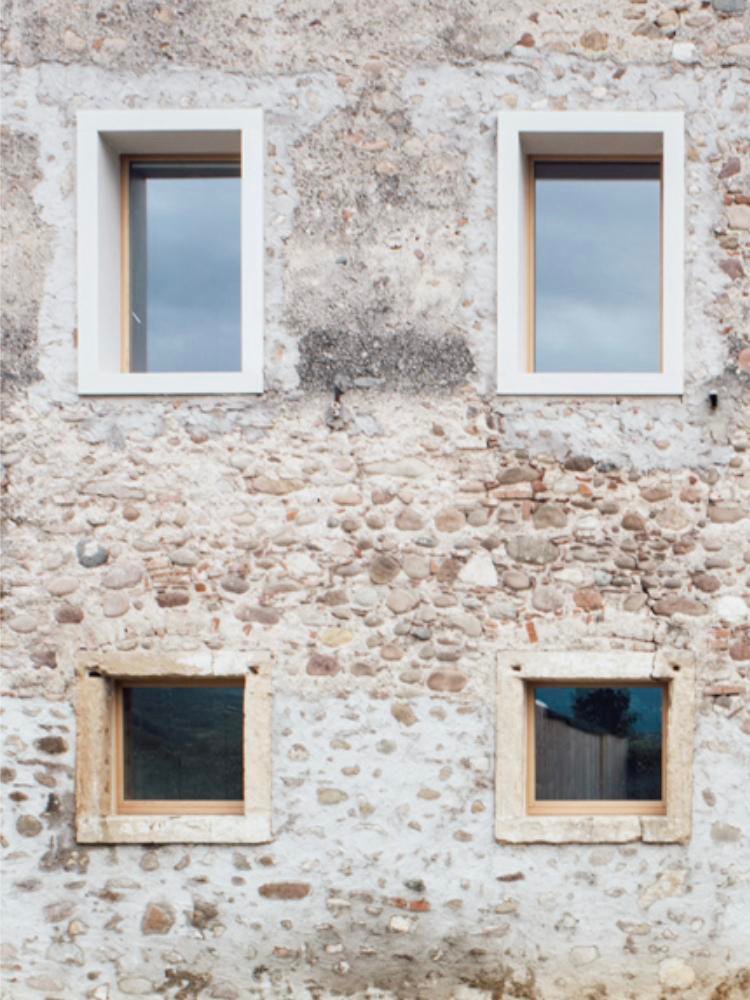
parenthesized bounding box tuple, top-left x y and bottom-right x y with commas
(496, 110, 684, 396)
(76, 650, 273, 844)
(495, 649, 694, 844)
(118, 153, 243, 374)
(113, 677, 245, 816)
(525, 155, 664, 376)
(525, 680, 667, 817)
(76, 108, 264, 396)
(119, 156, 130, 373)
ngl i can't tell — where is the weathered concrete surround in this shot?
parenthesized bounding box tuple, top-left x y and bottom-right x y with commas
(2, 1, 750, 998)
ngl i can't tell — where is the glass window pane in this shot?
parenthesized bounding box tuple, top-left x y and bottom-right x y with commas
(129, 161, 241, 373)
(533, 685, 663, 801)
(533, 161, 661, 374)
(122, 685, 244, 801)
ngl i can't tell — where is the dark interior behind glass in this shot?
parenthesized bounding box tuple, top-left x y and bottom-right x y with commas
(122, 684, 244, 801)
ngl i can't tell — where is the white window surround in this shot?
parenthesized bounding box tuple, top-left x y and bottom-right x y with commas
(76, 109, 264, 395)
(495, 649, 695, 844)
(75, 650, 272, 844)
(497, 111, 685, 396)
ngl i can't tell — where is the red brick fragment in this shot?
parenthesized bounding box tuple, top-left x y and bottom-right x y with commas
(704, 684, 744, 696)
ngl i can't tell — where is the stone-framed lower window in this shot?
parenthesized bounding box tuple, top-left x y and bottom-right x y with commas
(75, 650, 272, 844)
(495, 649, 694, 844)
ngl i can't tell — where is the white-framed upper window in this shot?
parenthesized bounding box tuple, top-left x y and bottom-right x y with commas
(76, 109, 263, 395)
(497, 111, 684, 396)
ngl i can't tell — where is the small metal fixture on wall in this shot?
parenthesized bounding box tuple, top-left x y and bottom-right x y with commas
(325, 384, 350, 430)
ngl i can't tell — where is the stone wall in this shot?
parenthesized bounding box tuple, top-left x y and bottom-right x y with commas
(2, 1, 749, 998)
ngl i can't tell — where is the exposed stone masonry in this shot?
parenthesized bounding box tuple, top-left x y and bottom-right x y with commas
(3, 391, 749, 997)
(2, 0, 750, 997)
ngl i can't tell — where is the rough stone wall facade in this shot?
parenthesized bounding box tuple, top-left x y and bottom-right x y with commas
(2, 1, 750, 998)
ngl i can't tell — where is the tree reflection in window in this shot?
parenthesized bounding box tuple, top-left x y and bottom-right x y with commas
(533, 685, 663, 802)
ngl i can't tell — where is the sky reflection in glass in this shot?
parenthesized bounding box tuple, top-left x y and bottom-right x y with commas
(534, 161, 661, 374)
(129, 162, 241, 373)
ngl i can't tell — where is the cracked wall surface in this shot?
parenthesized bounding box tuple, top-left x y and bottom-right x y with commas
(1, 0, 749, 998)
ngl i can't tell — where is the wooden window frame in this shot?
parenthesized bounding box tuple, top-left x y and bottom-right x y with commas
(76, 108, 264, 396)
(496, 110, 684, 396)
(113, 677, 245, 817)
(119, 153, 242, 375)
(525, 680, 667, 818)
(76, 651, 272, 844)
(525, 155, 664, 376)
(495, 649, 695, 844)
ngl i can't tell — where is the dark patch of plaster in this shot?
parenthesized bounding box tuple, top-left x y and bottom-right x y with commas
(460, 967, 539, 1000)
(1, 127, 52, 393)
(157, 968, 212, 1000)
(710, 968, 750, 1000)
(297, 328, 475, 391)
